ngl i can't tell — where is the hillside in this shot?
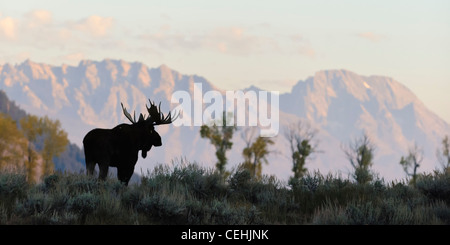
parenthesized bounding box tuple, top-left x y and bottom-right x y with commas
(279, 70, 450, 179)
(0, 90, 85, 174)
(0, 163, 448, 225)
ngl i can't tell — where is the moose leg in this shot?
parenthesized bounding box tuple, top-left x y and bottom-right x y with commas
(86, 160, 96, 176)
(117, 166, 135, 186)
(98, 163, 109, 181)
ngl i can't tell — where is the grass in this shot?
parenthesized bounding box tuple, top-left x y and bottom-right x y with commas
(0, 163, 449, 225)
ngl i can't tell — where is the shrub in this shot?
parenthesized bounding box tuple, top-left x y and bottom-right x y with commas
(208, 200, 261, 225)
(0, 172, 28, 210)
(0, 163, 449, 224)
(136, 193, 186, 224)
(43, 173, 60, 191)
(0, 172, 28, 198)
(416, 171, 450, 204)
(68, 192, 99, 223)
(121, 187, 142, 209)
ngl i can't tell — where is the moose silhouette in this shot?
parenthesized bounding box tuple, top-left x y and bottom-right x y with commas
(83, 100, 177, 185)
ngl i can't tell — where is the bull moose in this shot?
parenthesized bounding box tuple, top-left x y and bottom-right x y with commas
(83, 100, 177, 185)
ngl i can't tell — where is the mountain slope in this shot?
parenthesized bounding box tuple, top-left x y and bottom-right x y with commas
(1, 60, 449, 181)
(280, 69, 450, 179)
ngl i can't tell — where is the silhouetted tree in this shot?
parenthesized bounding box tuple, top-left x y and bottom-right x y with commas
(400, 143, 423, 186)
(241, 127, 274, 178)
(284, 121, 318, 185)
(436, 135, 450, 173)
(342, 132, 375, 184)
(200, 112, 236, 177)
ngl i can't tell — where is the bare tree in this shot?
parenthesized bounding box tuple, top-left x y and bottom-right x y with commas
(400, 143, 423, 186)
(436, 135, 450, 173)
(200, 112, 237, 177)
(284, 121, 319, 183)
(241, 127, 275, 178)
(241, 127, 258, 151)
(342, 132, 375, 184)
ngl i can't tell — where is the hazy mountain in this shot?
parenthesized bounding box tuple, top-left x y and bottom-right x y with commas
(1, 59, 449, 181)
(280, 70, 450, 180)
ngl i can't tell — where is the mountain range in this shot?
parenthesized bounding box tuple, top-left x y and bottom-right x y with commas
(1, 59, 449, 181)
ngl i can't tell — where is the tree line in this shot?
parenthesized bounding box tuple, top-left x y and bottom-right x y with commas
(200, 112, 450, 186)
(0, 113, 68, 182)
(0, 90, 85, 180)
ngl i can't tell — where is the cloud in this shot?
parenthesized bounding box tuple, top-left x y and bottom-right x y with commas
(357, 32, 385, 42)
(26, 10, 52, 26)
(206, 26, 279, 55)
(138, 25, 320, 59)
(290, 34, 304, 43)
(0, 10, 56, 42)
(139, 26, 194, 50)
(73, 15, 114, 37)
(61, 52, 85, 62)
(160, 13, 171, 21)
(0, 11, 122, 65)
(57, 28, 72, 41)
(0, 10, 317, 65)
(0, 51, 31, 64)
(290, 34, 316, 58)
(139, 25, 280, 56)
(0, 16, 17, 40)
(257, 78, 298, 92)
(298, 46, 316, 58)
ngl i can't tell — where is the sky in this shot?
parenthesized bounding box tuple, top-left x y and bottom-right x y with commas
(1, 0, 449, 122)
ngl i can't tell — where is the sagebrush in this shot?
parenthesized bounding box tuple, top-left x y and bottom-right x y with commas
(0, 163, 448, 224)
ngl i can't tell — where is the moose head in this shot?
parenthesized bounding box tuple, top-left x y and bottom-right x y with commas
(83, 100, 178, 185)
(120, 100, 178, 158)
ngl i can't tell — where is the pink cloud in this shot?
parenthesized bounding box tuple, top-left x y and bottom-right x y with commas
(357, 32, 385, 42)
(298, 46, 316, 59)
(139, 25, 279, 55)
(26, 10, 52, 26)
(0, 16, 17, 40)
(74, 15, 114, 37)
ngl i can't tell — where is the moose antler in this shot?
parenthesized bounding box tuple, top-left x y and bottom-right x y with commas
(121, 103, 136, 123)
(146, 100, 179, 125)
(121, 101, 178, 125)
(121, 103, 146, 124)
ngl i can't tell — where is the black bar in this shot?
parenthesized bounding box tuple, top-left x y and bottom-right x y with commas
(0, 225, 445, 244)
